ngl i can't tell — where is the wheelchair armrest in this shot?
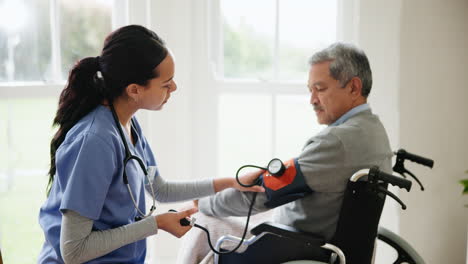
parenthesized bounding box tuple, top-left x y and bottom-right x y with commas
(251, 221, 326, 246)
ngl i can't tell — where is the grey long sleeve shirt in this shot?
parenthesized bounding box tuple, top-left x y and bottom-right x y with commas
(60, 176, 214, 264)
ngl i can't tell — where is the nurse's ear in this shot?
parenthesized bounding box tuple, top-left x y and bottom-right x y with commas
(125, 83, 144, 104)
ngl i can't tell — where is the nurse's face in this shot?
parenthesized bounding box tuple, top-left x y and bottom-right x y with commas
(139, 52, 177, 111)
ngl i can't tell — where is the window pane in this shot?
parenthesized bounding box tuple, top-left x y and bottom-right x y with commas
(0, 98, 57, 263)
(218, 94, 273, 177)
(221, 0, 275, 79)
(278, 0, 337, 80)
(59, 0, 113, 79)
(275, 95, 324, 159)
(0, 0, 52, 82)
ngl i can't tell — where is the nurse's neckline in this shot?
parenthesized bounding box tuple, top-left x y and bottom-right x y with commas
(99, 104, 138, 146)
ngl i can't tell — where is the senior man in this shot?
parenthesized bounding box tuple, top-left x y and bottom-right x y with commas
(179, 42, 393, 264)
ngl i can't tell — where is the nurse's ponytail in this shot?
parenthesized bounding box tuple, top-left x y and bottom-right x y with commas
(47, 25, 168, 195)
(47, 57, 103, 193)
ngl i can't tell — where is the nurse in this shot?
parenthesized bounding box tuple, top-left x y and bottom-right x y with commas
(38, 25, 264, 263)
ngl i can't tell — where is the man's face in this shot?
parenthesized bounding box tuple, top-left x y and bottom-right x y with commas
(307, 61, 355, 125)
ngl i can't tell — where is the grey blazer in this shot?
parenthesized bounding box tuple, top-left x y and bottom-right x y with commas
(199, 109, 393, 240)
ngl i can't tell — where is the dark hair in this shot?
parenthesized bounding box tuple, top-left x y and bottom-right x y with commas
(309, 42, 372, 97)
(47, 25, 168, 194)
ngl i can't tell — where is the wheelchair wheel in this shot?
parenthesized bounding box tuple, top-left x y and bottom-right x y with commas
(377, 226, 425, 264)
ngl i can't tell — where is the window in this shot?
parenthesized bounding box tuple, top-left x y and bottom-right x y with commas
(0, 0, 113, 83)
(0, 0, 115, 262)
(59, 0, 113, 80)
(211, 0, 336, 176)
(218, 0, 337, 81)
(0, 0, 51, 82)
(0, 98, 56, 263)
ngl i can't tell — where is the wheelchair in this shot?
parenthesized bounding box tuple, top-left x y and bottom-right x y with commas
(213, 149, 433, 264)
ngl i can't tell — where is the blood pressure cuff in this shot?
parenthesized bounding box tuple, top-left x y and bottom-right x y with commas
(259, 158, 313, 208)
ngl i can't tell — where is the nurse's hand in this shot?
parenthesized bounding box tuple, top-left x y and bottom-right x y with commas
(156, 207, 198, 238)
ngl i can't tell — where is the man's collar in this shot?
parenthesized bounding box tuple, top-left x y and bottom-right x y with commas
(329, 103, 370, 127)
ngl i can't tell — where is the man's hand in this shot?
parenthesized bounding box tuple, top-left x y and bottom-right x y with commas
(233, 169, 265, 193)
(213, 170, 265, 193)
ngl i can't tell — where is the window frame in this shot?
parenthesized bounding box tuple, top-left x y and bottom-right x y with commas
(206, 0, 342, 171)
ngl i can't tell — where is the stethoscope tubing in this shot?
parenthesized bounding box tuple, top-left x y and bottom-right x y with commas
(109, 104, 156, 221)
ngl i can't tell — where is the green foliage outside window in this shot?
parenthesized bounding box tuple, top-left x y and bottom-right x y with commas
(0, 0, 111, 82)
(223, 20, 273, 79)
(223, 19, 312, 81)
(0, 0, 51, 82)
(59, 0, 111, 79)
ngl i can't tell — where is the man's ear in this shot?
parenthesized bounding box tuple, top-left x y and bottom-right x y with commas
(348, 77, 363, 98)
(125, 83, 142, 102)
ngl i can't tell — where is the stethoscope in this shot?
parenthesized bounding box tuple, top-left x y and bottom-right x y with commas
(109, 104, 156, 221)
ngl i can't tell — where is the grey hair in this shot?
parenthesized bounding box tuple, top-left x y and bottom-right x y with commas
(308, 42, 372, 97)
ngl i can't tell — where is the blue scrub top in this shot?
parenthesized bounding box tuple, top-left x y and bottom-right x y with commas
(38, 105, 157, 263)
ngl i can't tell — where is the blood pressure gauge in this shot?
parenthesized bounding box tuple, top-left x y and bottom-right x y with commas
(267, 158, 286, 177)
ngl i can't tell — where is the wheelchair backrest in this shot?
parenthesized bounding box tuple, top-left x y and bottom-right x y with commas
(329, 180, 387, 264)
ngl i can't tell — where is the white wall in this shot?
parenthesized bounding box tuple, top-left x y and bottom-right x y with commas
(358, 0, 402, 226)
(143, 1, 198, 262)
(399, 0, 468, 263)
(356, 1, 403, 262)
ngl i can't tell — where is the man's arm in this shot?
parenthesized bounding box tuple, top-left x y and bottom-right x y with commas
(198, 188, 270, 217)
